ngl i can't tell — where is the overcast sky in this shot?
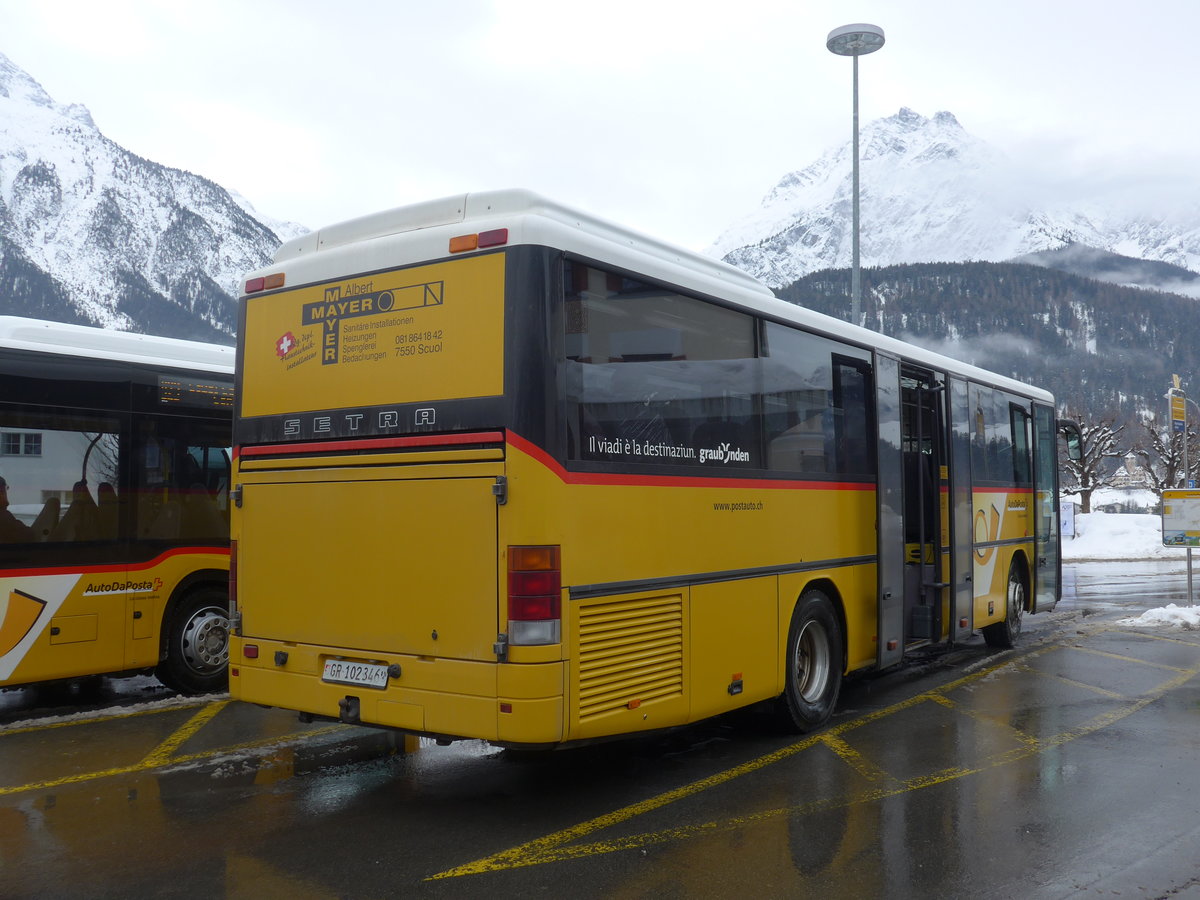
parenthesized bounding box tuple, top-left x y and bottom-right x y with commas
(1, 0, 1195, 250)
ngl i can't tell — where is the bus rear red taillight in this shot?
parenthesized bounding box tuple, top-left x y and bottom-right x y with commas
(507, 545, 561, 645)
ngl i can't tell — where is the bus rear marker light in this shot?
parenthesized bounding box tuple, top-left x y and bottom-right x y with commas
(449, 228, 508, 253)
(477, 228, 508, 248)
(243, 644, 259, 659)
(244, 273, 285, 293)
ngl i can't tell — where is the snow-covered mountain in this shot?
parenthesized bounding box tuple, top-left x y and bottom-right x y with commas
(0, 52, 307, 342)
(713, 108, 1200, 291)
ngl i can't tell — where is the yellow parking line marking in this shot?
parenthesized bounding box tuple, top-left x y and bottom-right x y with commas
(1040, 670, 1127, 699)
(140, 699, 231, 766)
(429, 661, 1010, 881)
(0, 724, 347, 798)
(1003, 660, 1129, 700)
(434, 683, 975, 880)
(819, 734, 892, 782)
(1111, 629, 1200, 648)
(430, 640, 1200, 881)
(926, 692, 1042, 746)
(0, 698, 213, 738)
(1069, 644, 1192, 673)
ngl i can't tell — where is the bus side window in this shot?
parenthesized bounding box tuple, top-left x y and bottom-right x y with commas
(563, 260, 757, 467)
(1010, 405, 1032, 485)
(135, 418, 231, 543)
(761, 326, 873, 477)
(0, 418, 121, 547)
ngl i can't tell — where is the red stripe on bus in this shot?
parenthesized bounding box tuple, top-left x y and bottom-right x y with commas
(0, 546, 229, 579)
(505, 431, 875, 492)
(239, 431, 506, 458)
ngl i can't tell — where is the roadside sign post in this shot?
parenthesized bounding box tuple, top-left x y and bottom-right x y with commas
(1168, 378, 1193, 606)
(1162, 489, 1199, 607)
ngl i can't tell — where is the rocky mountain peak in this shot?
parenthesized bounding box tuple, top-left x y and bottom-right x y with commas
(0, 51, 307, 341)
(711, 108, 1200, 290)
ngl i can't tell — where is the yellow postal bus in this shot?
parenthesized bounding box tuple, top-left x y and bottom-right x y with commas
(0, 317, 234, 694)
(230, 190, 1078, 746)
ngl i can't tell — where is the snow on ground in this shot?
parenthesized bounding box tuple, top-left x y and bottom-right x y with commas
(1116, 604, 1200, 629)
(1065, 509, 1200, 628)
(1062, 511, 1182, 563)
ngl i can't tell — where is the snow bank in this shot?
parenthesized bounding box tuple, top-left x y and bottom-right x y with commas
(1062, 511, 1198, 625)
(1062, 512, 1185, 563)
(1116, 604, 1200, 629)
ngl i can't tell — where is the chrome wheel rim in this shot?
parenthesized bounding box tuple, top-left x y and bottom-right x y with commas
(795, 620, 831, 703)
(1008, 574, 1025, 638)
(180, 605, 230, 673)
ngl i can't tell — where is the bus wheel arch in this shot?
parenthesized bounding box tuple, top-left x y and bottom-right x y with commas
(776, 582, 845, 733)
(157, 573, 230, 694)
(982, 554, 1028, 650)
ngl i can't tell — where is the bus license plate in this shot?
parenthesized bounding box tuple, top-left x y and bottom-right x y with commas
(322, 659, 389, 689)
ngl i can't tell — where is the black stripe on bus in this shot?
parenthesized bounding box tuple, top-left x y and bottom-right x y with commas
(238, 430, 505, 459)
(568, 555, 877, 601)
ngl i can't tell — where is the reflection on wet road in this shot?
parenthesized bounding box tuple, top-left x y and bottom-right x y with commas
(1, 564, 1198, 899)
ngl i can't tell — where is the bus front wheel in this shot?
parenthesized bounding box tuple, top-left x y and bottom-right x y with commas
(776, 589, 843, 733)
(982, 562, 1025, 649)
(157, 587, 230, 694)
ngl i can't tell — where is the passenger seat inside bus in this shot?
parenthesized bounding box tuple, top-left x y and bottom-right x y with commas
(29, 497, 59, 541)
(97, 482, 119, 539)
(182, 484, 226, 537)
(50, 482, 100, 542)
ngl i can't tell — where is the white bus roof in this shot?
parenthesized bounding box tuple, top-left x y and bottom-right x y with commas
(261, 189, 1052, 403)
(0, 316, 234, 375)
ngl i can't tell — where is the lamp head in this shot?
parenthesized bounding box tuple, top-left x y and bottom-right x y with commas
(827, 24, 885, 57)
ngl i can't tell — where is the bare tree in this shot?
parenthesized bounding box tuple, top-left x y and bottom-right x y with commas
(1131, 414, 1200, 498)
(1059, 412, 1123, 513)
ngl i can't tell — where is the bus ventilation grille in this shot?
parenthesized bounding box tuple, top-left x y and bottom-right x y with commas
(576, 594, 684, 722)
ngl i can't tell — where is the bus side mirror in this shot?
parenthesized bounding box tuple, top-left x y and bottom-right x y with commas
(1058, 419, 1082, 461)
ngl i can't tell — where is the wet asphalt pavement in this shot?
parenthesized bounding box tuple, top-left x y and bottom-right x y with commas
(1, 561, 1198, 899)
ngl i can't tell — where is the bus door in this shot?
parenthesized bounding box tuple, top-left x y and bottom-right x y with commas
(899, 366, 948, 646)
(948, 378, 974, 641)
(875, 354, 904, 668)
(1031, 403, 1060, 612)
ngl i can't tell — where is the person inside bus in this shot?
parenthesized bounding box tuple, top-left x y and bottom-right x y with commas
(0, 476, 34, 543)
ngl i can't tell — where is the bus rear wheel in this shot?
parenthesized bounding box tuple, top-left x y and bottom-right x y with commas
(983, 562, 1025, 649)
(157, 588, 230, 694)
(776, 589, 843, 733)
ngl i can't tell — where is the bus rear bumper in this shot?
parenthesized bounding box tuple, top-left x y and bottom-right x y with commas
(229, 637, 564, 745)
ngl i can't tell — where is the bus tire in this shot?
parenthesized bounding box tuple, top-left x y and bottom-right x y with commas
(983, 562, 1025, 649)
(157, 587, 230, 694)
(776, 589, 843, 733)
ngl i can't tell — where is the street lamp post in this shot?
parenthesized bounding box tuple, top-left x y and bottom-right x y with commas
(826, 23, 885, 327)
